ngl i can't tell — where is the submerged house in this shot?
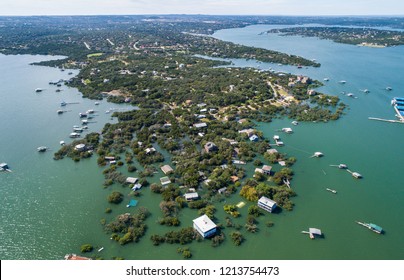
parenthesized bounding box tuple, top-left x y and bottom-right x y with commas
(257, 196, 277, 213)
(193, 214, 217, 238)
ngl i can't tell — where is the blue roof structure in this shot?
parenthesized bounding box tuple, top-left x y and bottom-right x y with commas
(127, 199, 138, 207)
(396, 106, 404, 111)
(394, 97, 404, 102)
(369, 223, 383, 233)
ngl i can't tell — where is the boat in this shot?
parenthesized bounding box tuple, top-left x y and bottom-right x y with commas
(35, 88, 43, 92)
(97, 247, 104, 252)
(86, 109, 94, 114)
(37, 146, 48, 152)
(297, 64, 303, 69)
(79, 113, 87, 118)
(326, 188, 337, 194)
(346, 93, 354, 97)
(94, 102, 100, 105)
(273, 135, 280, 141)
(339, 80, 347, 84)
(362, 89, 370, 93)
(60, 141, 65, 146)
(323, 78, 330, 81)
(57, 110, 64, 114)
(355, 221, 383, 234)
(338, 164, 348, 169)
(69, 132, 81, 138)
(73, 127, 84, 133)
(60, 101, 67, 107)
(292, 121, 299, 126)
(386, 87, 393, 91)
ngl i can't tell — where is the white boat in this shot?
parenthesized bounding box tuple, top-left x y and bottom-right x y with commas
(338, 164, 347, 169)
(37, 146, 48, 152)
(86, 109, 94, 114)
(98, 247, 104, 252)
(292, 121, 299, 126)
(35, 88, 43, 92)
(386, 87, 393, 91)
(60, 141, 65, 146)
(81, 120, 88, 125)
(363, 89, 370, 93)
(273, 135, 280, 141)
(94, 102, 100, 105)
(69, 132, 80, 138)
(323, 78, 330, 81)
(73, 127, 83, 133)
(339, 80, 347, 84)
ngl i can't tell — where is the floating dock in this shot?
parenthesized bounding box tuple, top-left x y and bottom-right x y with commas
(347, 169, 362, 179)
(355, 221, 383, 234)
(326, 188, 337, 194)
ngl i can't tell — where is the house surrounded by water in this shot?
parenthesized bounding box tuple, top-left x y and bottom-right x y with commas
(193, 214, 217, 238)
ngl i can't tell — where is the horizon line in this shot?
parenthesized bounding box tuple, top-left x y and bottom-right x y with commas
(1, 13, 404, 17)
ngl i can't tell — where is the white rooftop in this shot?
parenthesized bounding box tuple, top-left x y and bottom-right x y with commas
(193, 214, 216, 233)
(184, 193, 199, 199)
(126, 177, 138, 184)
(258, 196, 277, 208)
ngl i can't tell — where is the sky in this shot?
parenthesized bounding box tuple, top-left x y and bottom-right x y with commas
(1, 0, 404, 16)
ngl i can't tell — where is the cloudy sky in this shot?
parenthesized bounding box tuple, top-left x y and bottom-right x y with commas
(2, 0, 404, 16)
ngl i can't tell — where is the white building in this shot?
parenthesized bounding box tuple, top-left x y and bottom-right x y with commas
(193, 214, 217, 238)
(126, 177, 138, 184)
(257, 196, 277, 213)
(184, 192, 199, 201)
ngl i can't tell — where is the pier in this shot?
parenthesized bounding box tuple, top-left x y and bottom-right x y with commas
(368, 117, 404, 124)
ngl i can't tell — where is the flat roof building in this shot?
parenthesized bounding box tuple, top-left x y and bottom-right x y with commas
(193, 214, 217, 238)
(161, 164, 174, 175)
(258, 196, 277, 213)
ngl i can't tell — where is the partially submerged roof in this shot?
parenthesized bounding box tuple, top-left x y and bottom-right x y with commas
(309, 228, 322, 235)
(258, 196, 277, 208)
(126, 177, 138, 184)
(193, 214, 216, 233)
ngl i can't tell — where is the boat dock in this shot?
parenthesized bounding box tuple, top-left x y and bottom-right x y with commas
(355, 221, 383, 234)
(301, 228, 322, 239)
(368, 117, 404, 124)
(1, 162, 12, 172)
(326, 188, 337, 194)
(347, 169, 362, 179)
(330, 164, 348, 169)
